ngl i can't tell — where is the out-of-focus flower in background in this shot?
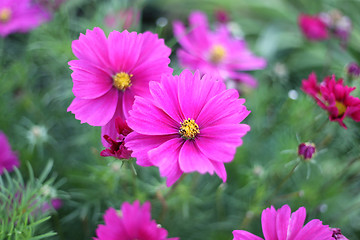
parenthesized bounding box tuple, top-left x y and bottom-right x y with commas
(301, 73, 360, 128)
(0, 0, 51, 37)
(94, 201, 179, 240)
(104, 7, 140, 30)
(214, 9, 229, 24)
(298, 14, 329, 41)
(233, 205, 333, 240)
(298, 142, 316, 160)
(347, 62, 360, 78)
(125, 70, 250, 186)
(173, 11, 266, 88)
(331, 228, 349, 240)
(0, 131, 20, 175)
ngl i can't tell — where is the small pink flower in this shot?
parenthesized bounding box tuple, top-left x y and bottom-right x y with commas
(41, 198, 63, 213)
(67, 27, 172, 140)
(173, 11, 266, 88)
(125, 69, 250, 186)
(331, 228, 349, 240)
(0, 131, 20, 174)
(298, 142, 316, 160)
(101, 117, 133, 160)
(233, 205, 333, 240)
(298, 14, 329, 41)
(347, 62, 360, 77)
(0, 0, 50, 37)
(94, 201, 179, 240)
(301, 73, 360, 128)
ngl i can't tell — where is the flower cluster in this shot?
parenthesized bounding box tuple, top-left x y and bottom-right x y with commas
(298, 10, 351, 45)
(301, 73, 360, 128)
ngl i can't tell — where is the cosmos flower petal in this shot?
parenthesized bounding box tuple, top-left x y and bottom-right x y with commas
(287, 207, 306, 240)
(211, 161, 227, 182)
(233, 230, 264, 240)
(127, 96, 179, 135)
(125, 132, 175, 167)
(261, 206, 278, 240)
(276, 205, 291, 240)
(293, 219, 332, 240)
(179, 140, 214, 174)
(148, 138, 184, 187)
(67, 88, 118, 126)
(72, 27, 110, 67)
(108, 30, 143, 73)
(136, 31, 172, 64)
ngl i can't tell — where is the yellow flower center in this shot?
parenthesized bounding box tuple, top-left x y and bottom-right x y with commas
(335, 101, 346, 116)
(209, 44, 226, 63)
(113, 72, 132, 91)
(0, 8, 12, 23)
(179, 118, 200, 139)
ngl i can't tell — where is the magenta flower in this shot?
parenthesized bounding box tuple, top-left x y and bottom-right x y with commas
(125, 69, 250, 186)
(298, 142, 316, 160)
(0, 0, 50, 37)
(301, 73, 360, 128)
(347, 62, 360, 77)
(94, 201, 178, 240)
(331, 228, 348, 240)
(101, 117, 133, 160)
(67, 27, 172, 140)
(298, 14, 329, 41)
(233, 205, 333, 240)
(0, 131, 20, 174)
(173, 11, 266, 88)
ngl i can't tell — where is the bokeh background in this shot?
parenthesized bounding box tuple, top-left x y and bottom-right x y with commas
(1, 0, 360, 239)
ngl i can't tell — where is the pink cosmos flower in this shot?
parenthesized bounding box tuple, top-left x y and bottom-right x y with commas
(301, 73, 360, 128)
(0, 131, 20, 174)
(67, 27, 172, 140)
(101, 117, 133, 160)
(298, 14, 329, 41)
(0, 0, 50, 37)
(125, 69, 250, 186)
(233, 205, 333, 240)
(94, 201, 179, 240)
(173, 11, 266, 88)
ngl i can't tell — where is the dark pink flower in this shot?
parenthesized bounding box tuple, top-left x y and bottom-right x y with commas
(173, 11, 266, 88)
(94, 201, 178, 240)
(298, 14, 329, 41)
(301, 73, 360, 128)
(125, 69, 250, 186)
(347, 62, 360, 77)
(41, 198, 63, 213)
(298, 142, 316, 160)
(0, 0, 50, 37)
(0, 131, 20, 174)
(233, 205, 333, 240)
(101, 117, 133, 160)
(214, 9, 229, 23)
(67, 27, 172, 140)
(331, 228, 348, 240)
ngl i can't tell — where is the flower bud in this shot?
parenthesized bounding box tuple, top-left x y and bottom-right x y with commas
(298, 142, 316, 160)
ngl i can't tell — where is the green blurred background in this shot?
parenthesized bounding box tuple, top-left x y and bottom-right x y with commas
(1, 0, 360, 239)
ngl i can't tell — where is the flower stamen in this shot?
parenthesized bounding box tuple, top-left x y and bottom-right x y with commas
(209, 44, 226, 63)
(113, 72, 132, 91)
(179, 118, 200, 139)
(0, 8, 12, 23)
(335, 101, 346, 116)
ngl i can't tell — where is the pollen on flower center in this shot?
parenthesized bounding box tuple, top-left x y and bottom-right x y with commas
(335, 101, 346, 116)
(113, 72, 133, 91)
(0, 8, 12, 23)
(209, 44, 226, 63)
(179, 118, 200, 139)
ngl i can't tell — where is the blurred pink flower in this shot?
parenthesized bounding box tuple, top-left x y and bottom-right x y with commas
(173, 11, 266, 88)
(214, 9, 229, 23)
(67, 27, 172, 140)
(347, 62, 360, 77)
(233, 205, 333, 240)
(331, 228, 348, 240)
(301, 73, 360, 129)
(298, 14, 329, 41)
(41, 198, 63, 213)
(94, 201, 179, 240)
(101, 117, 133, 159)
(0, 0, 50, 37)
(0, 131, 20, 174)
(125, 69, 250, 186)
(104, 8, 140, 30)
